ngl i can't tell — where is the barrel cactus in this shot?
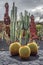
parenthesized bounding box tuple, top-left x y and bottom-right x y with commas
(9, 42, 21, 56)
(19, 46, 31, 59)
(27, 41, 39, 55)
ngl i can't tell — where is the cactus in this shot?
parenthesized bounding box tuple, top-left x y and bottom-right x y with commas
(19, 46, 31, 59)
(27, 41, 39, 55)
(9, 42, 21, 55)
(10, 2, 17, 42)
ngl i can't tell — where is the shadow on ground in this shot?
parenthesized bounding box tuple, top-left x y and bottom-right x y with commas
(10, 54, 39, 62)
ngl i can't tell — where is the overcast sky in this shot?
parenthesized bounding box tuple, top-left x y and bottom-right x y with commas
(0, 0, 43, 22)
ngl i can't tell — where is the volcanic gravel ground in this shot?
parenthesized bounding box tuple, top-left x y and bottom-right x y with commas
(0, 39, 43, 65)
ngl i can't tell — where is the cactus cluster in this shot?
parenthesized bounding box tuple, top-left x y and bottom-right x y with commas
(9, 41, 39, 59)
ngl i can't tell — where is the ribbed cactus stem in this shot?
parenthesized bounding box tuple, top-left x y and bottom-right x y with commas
(19, 12, 23, 44)
(10, 2, 17, 42)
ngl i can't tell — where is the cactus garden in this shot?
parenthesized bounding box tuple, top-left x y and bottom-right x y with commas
(0, 0, 43, 65)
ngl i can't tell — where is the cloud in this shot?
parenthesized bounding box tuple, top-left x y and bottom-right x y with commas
(0, 0, 43, 22)
(35, 17, 40, 22)
(40, 19, 43, 22)
(31, 6, 43, 13)
(28, 6, 43, 22)
(20, 0, 43, 9)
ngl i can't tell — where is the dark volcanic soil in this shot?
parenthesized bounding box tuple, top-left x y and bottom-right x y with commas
(0, 39, 43, 50)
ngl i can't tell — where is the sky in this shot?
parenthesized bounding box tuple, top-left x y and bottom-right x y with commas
(0, 0, 43, 22)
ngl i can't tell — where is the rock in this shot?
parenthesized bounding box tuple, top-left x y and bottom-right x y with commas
(39, 57, 43, 61)
(39, 61, 43, 65)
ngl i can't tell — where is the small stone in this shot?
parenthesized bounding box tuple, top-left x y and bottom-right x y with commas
(34, 60, 40, 64)
(22, 62, 30, 65)
(31, 62, 39, 65)
(39, 61, 43, 65)
(8, 63, 18, 65)
(39, 57, 43, 61)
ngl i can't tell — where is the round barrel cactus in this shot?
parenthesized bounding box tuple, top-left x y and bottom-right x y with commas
(19, 46, 31, 59)
(27, 41, 39, 55)
(9, 42, 21, 56)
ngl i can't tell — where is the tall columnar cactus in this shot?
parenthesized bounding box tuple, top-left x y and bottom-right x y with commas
(19, 12, 23, 43)
(10, 10, 13, 42)
(19, 11, 30, 44)
(25, 13, 30, 43)
(24, 10, 30, 30)
(15, 6, 17, 41)
(19, 12, 26, 44)
(10, 2, 17, 42)
(24, 10, 28, 30)
(23, 11, 30, 44)
(16, 21, 20, 41)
